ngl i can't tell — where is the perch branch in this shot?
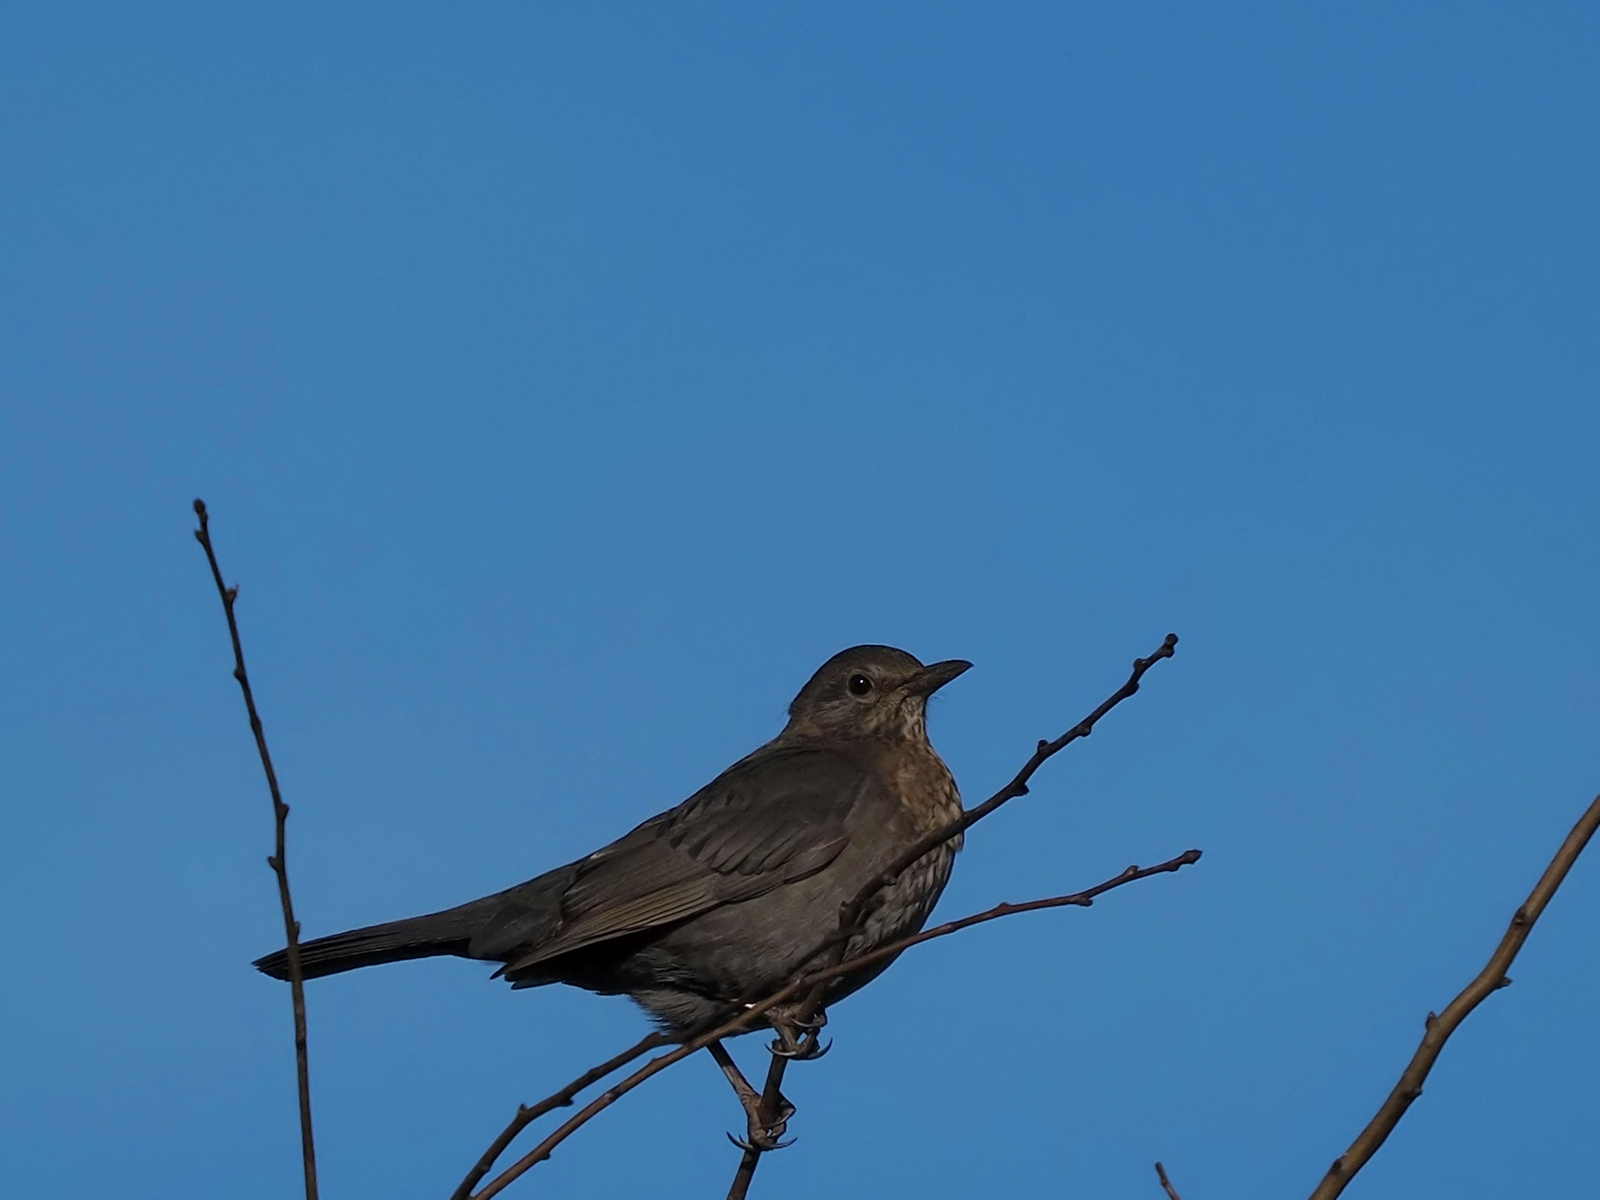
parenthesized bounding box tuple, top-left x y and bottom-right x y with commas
(192, 499, 319, 1200)
(1307, 790, 1600, 1200)
(467, 848, 1201, 1199)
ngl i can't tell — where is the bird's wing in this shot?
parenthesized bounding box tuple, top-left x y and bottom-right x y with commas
(482, 745, 867, 972)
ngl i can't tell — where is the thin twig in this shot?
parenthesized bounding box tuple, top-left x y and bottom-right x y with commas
(448, 1031, 671, 1200)
(193, 499, 319, 1200)
(729, 633, 1181, 1195)
(468, 849, 1202, 1199)
(1308, 790, 1600, 1200)
(1155, 1161, 1184, 1200)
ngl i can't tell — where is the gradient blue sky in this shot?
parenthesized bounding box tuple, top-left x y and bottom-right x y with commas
(2, 4, 1596, 1198)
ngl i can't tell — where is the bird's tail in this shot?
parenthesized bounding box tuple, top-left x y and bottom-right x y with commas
(253, 901, 494, 981)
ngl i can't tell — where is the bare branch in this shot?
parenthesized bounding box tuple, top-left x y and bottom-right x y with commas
(449, 1032, 671, 1200)
(192, 499, 319, 1200)
(468, 849, 1202, 1199)
(1308, 790, 1600, 1200)
(1155, 1161, 1183, 1200)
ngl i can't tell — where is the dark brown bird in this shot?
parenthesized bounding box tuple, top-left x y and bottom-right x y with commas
(256, 644, 968, 1130)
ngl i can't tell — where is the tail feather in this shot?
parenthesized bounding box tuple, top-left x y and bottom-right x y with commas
(254, 903, 492, 981)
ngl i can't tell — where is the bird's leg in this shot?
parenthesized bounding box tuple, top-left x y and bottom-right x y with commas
(706, 1040, 795, 1151)
(706, 1039, 762, 1109)
(768, 1005, 831, 1060)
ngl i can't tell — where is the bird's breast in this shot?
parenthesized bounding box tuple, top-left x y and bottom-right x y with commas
(889, 745, 965, 846)
(840, 741, 963, 957)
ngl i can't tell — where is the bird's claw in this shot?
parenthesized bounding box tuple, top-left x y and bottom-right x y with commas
(726, 1129, 796, 1153)
(727, 1093, 797, 1153)
(769, 1009, 830, 1059)
(771, 1033, 832, 1060)
(727, 1087, 795, 1153)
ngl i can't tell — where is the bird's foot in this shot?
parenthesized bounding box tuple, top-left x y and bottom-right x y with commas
(726, 1093, 797, 1152)
(708, 1039, 798, 1152)
(770, 1010, 831, 1060)
(726, 1130, 796, 1153)
(771, 1031, 832, 1060)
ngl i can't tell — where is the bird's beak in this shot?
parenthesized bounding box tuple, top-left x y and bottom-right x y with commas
(906, 659, 972, 696)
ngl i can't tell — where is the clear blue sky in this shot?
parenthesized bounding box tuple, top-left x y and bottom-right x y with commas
(1, 4, 1596, 1198)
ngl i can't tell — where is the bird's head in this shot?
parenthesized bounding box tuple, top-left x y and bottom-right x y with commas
(782, 645, 971, 743)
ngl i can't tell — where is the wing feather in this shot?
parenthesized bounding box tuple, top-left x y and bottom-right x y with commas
(496, 746, 865, 974)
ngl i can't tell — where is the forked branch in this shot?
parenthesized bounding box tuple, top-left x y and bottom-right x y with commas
(455, 634, 1187, 1199)
(465, 849, 1202, 1199)
(448, 1031, 671, 1200)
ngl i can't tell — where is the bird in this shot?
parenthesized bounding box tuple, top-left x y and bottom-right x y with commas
(255, 644, 969, 1144)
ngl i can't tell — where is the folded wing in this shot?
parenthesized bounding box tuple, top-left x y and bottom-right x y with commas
(480, 745, 868, 976)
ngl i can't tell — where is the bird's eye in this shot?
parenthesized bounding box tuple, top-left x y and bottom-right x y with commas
(847, 673, 873, 696)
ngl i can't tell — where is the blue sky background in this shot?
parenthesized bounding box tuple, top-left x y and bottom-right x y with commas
(1, 4, 1596, 1197)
